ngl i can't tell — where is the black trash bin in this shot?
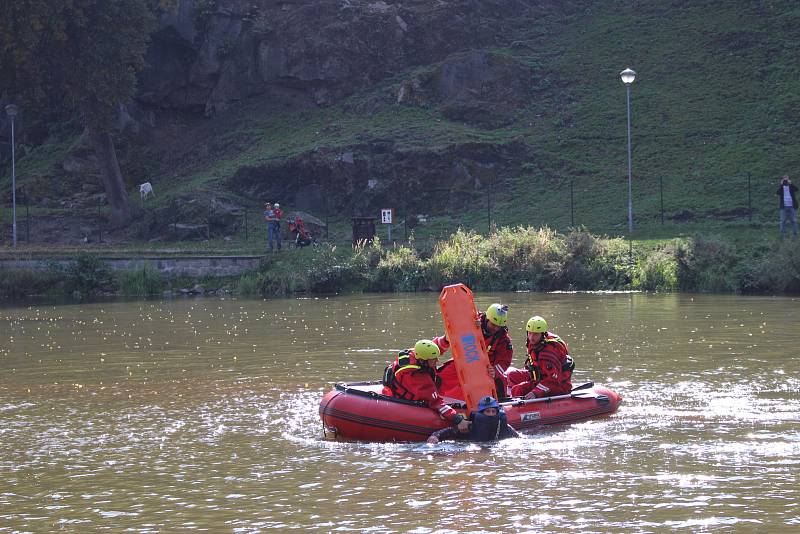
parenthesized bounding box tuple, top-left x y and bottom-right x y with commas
(351, 217, 376, 246)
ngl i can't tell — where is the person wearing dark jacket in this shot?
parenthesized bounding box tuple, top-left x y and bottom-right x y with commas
(426, 396, 520, 444)
(777, 175, 798, 238)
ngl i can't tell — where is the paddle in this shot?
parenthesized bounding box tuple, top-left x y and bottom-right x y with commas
(445, 383, 601, 410)
(501, 387, 601, 407)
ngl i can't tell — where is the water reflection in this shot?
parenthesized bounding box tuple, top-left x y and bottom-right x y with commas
(1, 293, 799, 531)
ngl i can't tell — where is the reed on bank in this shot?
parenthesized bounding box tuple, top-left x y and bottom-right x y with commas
(234, 226, 800, 296)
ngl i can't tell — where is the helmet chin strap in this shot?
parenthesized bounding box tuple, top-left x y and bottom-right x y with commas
(480, 315, 490, 336)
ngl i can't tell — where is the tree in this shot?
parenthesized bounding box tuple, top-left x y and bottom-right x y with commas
(1, 0, 162, 227)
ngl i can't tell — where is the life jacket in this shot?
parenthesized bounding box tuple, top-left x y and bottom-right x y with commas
(468, 411, 512, 441)
(524, 332, 574, 380)
(382, 349, 437, 401)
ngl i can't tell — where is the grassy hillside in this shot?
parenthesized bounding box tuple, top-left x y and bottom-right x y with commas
(3, 0, 800, 247)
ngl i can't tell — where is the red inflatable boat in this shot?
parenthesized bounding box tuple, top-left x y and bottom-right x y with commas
(319, 381, 622, 442)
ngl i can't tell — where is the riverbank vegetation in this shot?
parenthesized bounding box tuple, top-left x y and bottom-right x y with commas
(3, 227, 797, 300)
(239, 227, 799, 295)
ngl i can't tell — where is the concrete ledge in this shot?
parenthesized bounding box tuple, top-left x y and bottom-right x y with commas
(0, 256, 264, 277)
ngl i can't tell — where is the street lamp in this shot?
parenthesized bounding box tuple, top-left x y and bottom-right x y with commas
(5, 104, 18, 247)
(620, 67, 635, 234)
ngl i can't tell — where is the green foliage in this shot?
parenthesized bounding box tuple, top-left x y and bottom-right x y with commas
(744, 241, 800, 293)
(571, 230, 627, 288)
(634, 247, 678, 291)
(118, 264, 164, 296)
(675, 235, 742, 292)
(0, 268, 60, 299)
(236, 244, 374, 297)
(0, 0, 156, 130)
(425, 230, 493, 290)
(60, 254, 116, 297)
(236, 273, 262, 296)
(372, 245, 424, 292)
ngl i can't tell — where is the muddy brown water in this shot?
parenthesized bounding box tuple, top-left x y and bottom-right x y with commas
(1, 292, 798, 532)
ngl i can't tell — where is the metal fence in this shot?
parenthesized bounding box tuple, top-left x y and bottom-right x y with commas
(0, 172, 783, 247)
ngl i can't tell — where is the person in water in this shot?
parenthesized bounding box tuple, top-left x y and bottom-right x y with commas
(434, 303, 514, 400)
(426, 395, 520, 444)
(382, 339, 470, 432)
(507, 315, 574, 399)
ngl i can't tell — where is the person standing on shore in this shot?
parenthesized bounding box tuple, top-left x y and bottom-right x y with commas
(272, 203, 283, 250)
(264, 202, 277, 251)
(777, 175, 798, 238)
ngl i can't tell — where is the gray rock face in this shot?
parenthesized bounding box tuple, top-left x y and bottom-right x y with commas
(397, 50, 534, 126)
(136, 0, 523, 114)
(225, 139, 526, 216)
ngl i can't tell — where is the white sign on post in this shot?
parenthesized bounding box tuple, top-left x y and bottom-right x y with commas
(381, 208, 395, 242)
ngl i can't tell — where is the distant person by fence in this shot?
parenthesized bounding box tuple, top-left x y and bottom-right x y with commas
(777, 175, 798, 238)
(263, 201, 283, 251)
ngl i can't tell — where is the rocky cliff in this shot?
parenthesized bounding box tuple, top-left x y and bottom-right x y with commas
(126, 0, 567, 227)
(140, 0, 554, 115)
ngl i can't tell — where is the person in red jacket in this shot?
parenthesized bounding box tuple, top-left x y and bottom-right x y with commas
(435, 303, 514, 400)
(507, 315, 574, 399)
(382, 339, 470, 431)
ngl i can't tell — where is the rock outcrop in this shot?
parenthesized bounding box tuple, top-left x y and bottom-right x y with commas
(137, 0, 538, 116)
(226, 139, 527, 215)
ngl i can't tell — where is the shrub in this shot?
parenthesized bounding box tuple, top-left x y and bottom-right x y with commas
(372, 245, 424, 291)
(424, 229, 493, 290)
(634, 248, 678, 291)
(236, 273, 262, 296)
(675, 234, 741, 292)
(63, 254, 116, 297)
(744, 241, 800, 292)
(0, 269, 61, 299)
(118, 264, 165, 296)
(482, 226, 564, 290)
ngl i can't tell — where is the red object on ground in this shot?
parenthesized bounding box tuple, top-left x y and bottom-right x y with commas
(319, 382, 622, 442)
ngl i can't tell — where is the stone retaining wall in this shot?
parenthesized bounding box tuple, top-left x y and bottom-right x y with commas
(0, 256, 263, 277)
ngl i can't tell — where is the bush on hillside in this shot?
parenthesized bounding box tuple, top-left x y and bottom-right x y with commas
(242, 243, 372, 296)
(0, 269, 61, 299)
(63, 254, 116, 297)
(744, 242, 800, 293)
(553, 229, 632, 290)
(425, 230, 494, 290)
(634, 247, 678, 291)
(119, 264, 165, 296)
(372, 245, 424, 292)
(675, 234, 741, 292)
(481, 226, 564, 290)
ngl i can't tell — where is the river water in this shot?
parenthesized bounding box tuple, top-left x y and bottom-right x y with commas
(1, 292, 798, 532)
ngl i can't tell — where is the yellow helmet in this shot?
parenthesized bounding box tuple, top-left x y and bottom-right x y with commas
(485, 303, 509, 327)
(526, 315, 547, 333)
(413, 339, 441, 360)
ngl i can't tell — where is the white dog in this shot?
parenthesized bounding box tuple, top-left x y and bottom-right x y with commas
(139, 182, 154, 200)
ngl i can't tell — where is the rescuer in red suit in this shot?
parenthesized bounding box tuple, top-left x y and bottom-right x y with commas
(507, 315, 574, 399)
(382, 339, 470, 431)
(434, 303, 514, 400)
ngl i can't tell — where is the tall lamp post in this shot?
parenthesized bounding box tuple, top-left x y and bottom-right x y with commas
(5, 104, 18, 248)
(620, 68, 636, 234)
